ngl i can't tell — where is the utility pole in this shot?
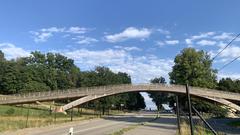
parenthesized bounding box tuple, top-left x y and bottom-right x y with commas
(186, 84, 194, 135)
(176, 95, 181, 134)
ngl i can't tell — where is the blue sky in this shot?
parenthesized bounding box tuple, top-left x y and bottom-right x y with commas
(1, 0, 240, 109)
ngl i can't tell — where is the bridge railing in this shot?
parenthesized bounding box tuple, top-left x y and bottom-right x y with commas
(0, 84, 240, 104)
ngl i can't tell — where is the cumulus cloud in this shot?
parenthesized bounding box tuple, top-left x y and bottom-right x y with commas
(213, 32, 234, 40)
(196, 40, 216, 46)
(30, 26, 92, 43)
(105, 27, 152, 43)
(191, 32, 215, 40)
(185, 32, 216, 46)
(219, 45, 240, 58)
(0, 43, 30, 59)
(54, 48, 173, 83)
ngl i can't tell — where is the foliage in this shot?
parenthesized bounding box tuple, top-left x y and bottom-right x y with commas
(80, 66, 145, 111)
(169, 48, 217, 89)
(148, 77, 169, 111)
(218, 78, 240, 93)
(0, 51, 145, 111)
(168, 48, 227, 116)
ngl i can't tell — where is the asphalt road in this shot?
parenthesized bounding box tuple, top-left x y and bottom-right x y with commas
(2, 112, 177, 135)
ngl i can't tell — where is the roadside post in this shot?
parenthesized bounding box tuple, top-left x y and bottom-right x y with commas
(69, 127, 73, 135)
(176, 95, 181, 134)
(25, 104, 30, 128)
(186, 84, 194, 135)
(71, 106, 73, 121)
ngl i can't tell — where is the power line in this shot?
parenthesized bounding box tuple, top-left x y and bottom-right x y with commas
(212, 33, 240, 61)
(218, 55, 240, 71)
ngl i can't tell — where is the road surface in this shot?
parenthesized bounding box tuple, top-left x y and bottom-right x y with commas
(1, 112, 177, 135)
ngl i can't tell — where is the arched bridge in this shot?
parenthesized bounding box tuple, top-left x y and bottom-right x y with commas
(0, 84, 240, 112)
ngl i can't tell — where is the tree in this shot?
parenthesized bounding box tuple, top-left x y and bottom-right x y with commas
(169, 48, 227, 116)
(218, 78, 240, 93)
(148, 77, 168, 112)
(79, 66, 145, 113)
(0, 51, 146, 112)
(169, 48, 217, 89)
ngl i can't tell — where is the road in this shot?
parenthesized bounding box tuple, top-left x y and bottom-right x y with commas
(1, 112, 177, 135)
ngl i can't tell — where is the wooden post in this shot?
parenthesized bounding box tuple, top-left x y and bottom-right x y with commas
(176, 95, 181, 135)
(186, 84, 194, 135)
(70, 106, 73, 121)
(25, 104, 30, 128)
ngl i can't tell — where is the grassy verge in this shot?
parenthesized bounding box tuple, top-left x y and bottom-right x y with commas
(178, 121, 224, 135)
(227, 121, 240, 128)
(0, 104, 121, 132)
(109, 125, 138, 135)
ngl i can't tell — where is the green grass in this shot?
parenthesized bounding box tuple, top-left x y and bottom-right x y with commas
(227, 121, 240, 128)
(0, 104, 121, 132)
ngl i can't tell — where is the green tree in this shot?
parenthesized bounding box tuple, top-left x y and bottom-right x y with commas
(169, 48, 227, 116)
(148, 77, 169, 112)
(169, 48, 217, 89)
(218, 78, 240, 93)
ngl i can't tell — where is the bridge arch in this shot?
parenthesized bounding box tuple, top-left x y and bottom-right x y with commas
(60, 85, 240, 112)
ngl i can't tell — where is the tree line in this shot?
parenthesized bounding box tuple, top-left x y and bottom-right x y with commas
(1, 47, 240, 114)
(0, 50, 145, 111)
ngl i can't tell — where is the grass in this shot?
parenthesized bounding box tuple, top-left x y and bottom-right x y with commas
(0, 104, 121, 132)
(178, 121, 225, 135)
(227, 121, 240, 128)
(109, 125, 138, 135)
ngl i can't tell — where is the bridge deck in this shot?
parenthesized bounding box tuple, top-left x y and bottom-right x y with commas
(0, 84, 240, 105)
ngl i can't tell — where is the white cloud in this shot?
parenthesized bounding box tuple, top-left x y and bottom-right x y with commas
(165, 40, 179, 45)
(41, 27, 65, 33)
(219, 45, 240, 58)
(31, 32, 53, 43)
(67, 27, 89, 34)
(191, 32, 215, 40)
(157, 29, 170, 35)
(114, 46, 142, 51)
(0, 43, 30, 59)
(105, 27, 152, 43)
(73, 36, 98, 45)
(213, 32, 233, 40)
(54, 48, 173, 83)
(185, 39, 192, 44)
(185, 32, 216, 46)
(30, 26, 91, 43)
(196, 40, 216, 46)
